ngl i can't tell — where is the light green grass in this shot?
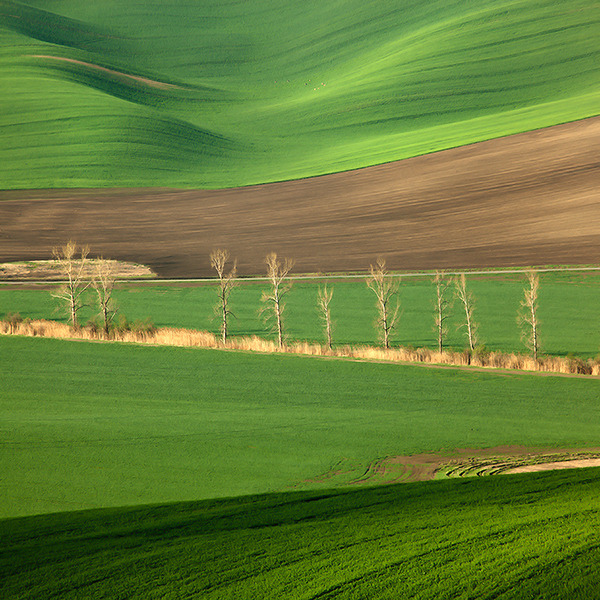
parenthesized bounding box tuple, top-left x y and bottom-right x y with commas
(1, 0, 599, 188)
(2, 469, 600, 598)
(2, 271, 599, 356)
(1, 335, 600, 518)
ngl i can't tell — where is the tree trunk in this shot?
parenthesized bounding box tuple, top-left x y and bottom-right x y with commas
(221, 294, 227, 343)
(71, 296, 77, 328)
(276, 297, 283, 347)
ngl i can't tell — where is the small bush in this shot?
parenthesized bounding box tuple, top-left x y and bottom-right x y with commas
(4, 312, 23, 334)
(86, 319, 100, 336)
(473, 344, 489, 363)
(565, 354, 591, 375)
(114, 314, 131, 333)
(462, 348, 472, 365)
(131, 318, 156, 335)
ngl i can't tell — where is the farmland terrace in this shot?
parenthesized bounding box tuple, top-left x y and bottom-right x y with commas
(1, 117, 600, 277)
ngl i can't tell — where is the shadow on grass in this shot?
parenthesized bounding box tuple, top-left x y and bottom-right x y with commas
(3, 469, 600, 599)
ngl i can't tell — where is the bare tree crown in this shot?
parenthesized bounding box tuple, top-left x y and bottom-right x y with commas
(433, 270, 453, 352)
(366, 257, 400, 349)
(51, 240, 91, 328)
(518, 270, 540, 360)
(261, 252, 294, 348)
(92, 258, 119, 335)
(317, 285, 334, 350)
(454, 273, 480, 351)
(210, 249, 237, 343)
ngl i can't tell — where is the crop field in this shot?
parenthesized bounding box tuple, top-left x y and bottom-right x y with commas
(2, 272, 600, 596)
(2, 0, 600, 595)
(2, 334, 600, 520)
(1, 0, 599, 188)
(2, 270, 600, 357)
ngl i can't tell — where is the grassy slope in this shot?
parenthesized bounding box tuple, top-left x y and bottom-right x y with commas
(1, 0, 599, 188)
(2, 271, 599, 356)
(1, 335, 599, 518)
(2, 470, 600, 598)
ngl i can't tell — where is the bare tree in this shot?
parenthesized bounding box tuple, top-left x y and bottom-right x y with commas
(518, 270, 540, 360)
(433, 270, 453, 352)
(261, 252, 293, 348)
(454, 273, 479, 351)
(210, 249, 237, 343)
(51, 240, 91, 328)
(317, 285, 334, 350)
(366, 257, 400, 349)
(92, 258, 119, 336)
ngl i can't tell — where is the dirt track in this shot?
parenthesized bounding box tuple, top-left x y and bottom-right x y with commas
(1, 117, 599, 277)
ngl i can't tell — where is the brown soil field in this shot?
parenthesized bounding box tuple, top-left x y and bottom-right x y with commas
(1, 117, 599, 277)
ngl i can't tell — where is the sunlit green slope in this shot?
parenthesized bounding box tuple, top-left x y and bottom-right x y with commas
(2, 336, 600, 518)
(1, 0, 599, 188)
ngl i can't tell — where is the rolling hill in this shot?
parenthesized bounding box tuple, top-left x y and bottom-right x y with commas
(1, 0, 599, 189)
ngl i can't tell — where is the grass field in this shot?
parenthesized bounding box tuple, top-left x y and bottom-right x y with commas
(2, 469, 600, 599)
(1, 0, 599, 188)
(3, 1, 600, 593)
(2, 335, 600, 518)
(2, 270, 599, 357)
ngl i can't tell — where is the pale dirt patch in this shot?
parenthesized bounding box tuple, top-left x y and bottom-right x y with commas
(0, 259, 156, 281)
(505, 458, 600, 474)
(31, 55, 181, 90)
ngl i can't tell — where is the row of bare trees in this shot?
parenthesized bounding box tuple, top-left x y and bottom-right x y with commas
(210, 249, 541, 359)
(369, 261, 540, 358)
(365, 262, 482, 353)
(45, 242, 540, 358)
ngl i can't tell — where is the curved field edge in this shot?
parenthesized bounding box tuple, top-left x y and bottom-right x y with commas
(1, 0, 599, 188)
(2, 335, 600, 518)
(2, 469, 600, 599)
(3, 115, 599, 276)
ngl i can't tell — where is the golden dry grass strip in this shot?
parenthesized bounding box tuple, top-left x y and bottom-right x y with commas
(2, 319, 599, 376)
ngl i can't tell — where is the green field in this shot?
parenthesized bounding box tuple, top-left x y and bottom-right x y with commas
(1, 0, 599, 188)
(2, 466, 600, 598)
(3, 1, 600, 593)
(2, 335, 600, 519)
(2, 270, 599, 356)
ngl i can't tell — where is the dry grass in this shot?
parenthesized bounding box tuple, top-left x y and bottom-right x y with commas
(2, 318, 599, 376)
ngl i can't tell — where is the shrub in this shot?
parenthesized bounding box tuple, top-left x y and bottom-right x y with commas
(473, 344, 489, 364)
(86, 318, 101, 336)
(114, 314, 131, 333)
(131, 318, 156, 335)
(4, 312, 23, 334)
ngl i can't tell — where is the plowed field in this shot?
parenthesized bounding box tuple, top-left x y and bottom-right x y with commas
(1, 117, 599, 277)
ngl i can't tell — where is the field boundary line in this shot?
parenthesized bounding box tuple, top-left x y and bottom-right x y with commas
(2, 265, 600, 286)
(2, 319, 599, 378)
